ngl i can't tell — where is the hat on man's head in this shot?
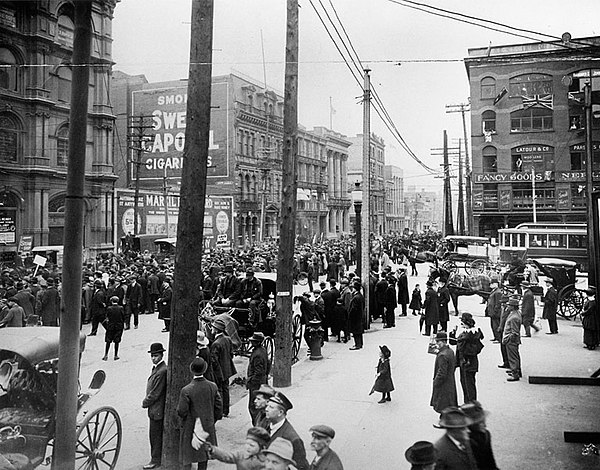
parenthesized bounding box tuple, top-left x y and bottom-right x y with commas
(196, 331, 209, 347)
(94, 279, 104, 287)
(460, 312, 476, 328)
(352, 280, 362, 290)
(508, 298, 520, 307)
(249, 331, 265, 344)
(246, 427, 270, 448)
(309, 424, 335, 439)
(246, 267, 255, 275)
(520, 280, 531, 287)
(46, 278, 55, 285)
(223, 265, 234, 273)
(148, 342, 166, 354)
(426, 280, 434, 287)
(212, 318, 227, 331)
(405, 441, 437, 465)
(269, 391, 293, 412)
(15, 282, 23, 290)
(460, 400, 488, 424)
(190, 357, 208, 375)
(587, 286, 597, 295)
(434, 406, 472, 429)
(379, 345, 391, 358)
(435, 331, 448, 342)
(262, 437, 296, 466)
(253, 384, 275, 399)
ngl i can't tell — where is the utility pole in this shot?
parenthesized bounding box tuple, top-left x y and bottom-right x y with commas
(273, 0, 298, 387)
(162, 1, 214, 467)
(457, 139, 465, 235)
(127, 115, 153, 236)
(446, 102, 472, 234)
(585, 84, 597, 287)
(53, 2, 91, 469)
(531, 166, 537, 223)
(163, 166, 170, 237)
(443, 130, 454, 236)
(361, 69, 371, 330)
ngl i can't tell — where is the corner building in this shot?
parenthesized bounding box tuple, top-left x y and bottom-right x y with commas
(465, 36, 600, 237)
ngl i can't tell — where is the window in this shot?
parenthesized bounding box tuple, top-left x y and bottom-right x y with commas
(0, 114, 19, 162)
(569, 234, 587, 248)
(568, 70, 600, 130)
(480, 77, 496, 100)
(0, 47, 18, 91)
(529, 234, 547, 247)
(57, 14, 74, 47)
(482, 146, 497, 172)
(483, 185, 498, 209)
(548, 234, 567, 247)
(569, 143, 600, 171)
(482, 110, 496, 133)
(238, 130, 243, 153)
(511, 145, 554, 172)
(570, 183, 586, 208)
(56, 124, 69, 166)
(510, 107, 553, 132)
(509, 74, 552, 97)
(56, 65, 72, 102)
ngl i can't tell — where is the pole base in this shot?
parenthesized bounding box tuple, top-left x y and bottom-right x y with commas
(309, 355, 323, 361)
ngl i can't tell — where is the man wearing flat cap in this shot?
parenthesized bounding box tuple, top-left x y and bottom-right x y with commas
(433, 406, 478, 470)
(247, 332, 270, 424)
(308, 425, 343, 470)
(265, 392, 309, 470)
(405, 441, 437, 470)
(142, 343, 167, 469)
(177, 357, 223, 470)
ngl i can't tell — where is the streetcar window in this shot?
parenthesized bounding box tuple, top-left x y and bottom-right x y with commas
(510, 233, 517, 247)
(529, 234, 547, 247)
(518, 233, 526, 247)
(568, 234, 587, 248)
(548, 234, 567, 247)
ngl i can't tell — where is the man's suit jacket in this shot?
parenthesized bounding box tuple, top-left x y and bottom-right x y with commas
(247, 345, 269, 390)
(434, 434, 478, 470)
(310, 447, 344, 470)
(521, 288, 535, 321)
(90, 289, 106, 318)
(211, 334, 237, 382)
(269, 419, 309, 470)
(142, 361, 167, 420)
(125, 282, 142, 307)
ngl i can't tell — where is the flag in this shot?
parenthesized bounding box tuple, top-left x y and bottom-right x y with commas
(493, 87, 508, 105)
(522, 94, 553, 110)
(568, 91, 584, 104)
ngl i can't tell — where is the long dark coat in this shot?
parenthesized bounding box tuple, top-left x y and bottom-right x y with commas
(541, 286, 557, 321)
(246, 344, 269, 391)
(582, 298, 599, 347)
(521, 288, 535, 322)
(430, 345, 458, 413)
(347, 290, 365, 334)
(424, 287, 440, 327)
(157, 284, 172, 320)
(397, 273, 410, 305)
(177, 377, 223, 465)
(434, 434, 478, 470)
(438, 285, 451, 324)
(269, 419, 309, 470)
(142, 361, 167, 420)
(210, 334, 237, 382)
(372, 358, 394, 393)
(409, 288, 423, 310)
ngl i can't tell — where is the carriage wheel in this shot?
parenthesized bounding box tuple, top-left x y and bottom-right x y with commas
(292, 315, 302, 364)
(264, 336, 274, 369)
(442, 261, 457, 273)
(558, 287, 586, 319)
(75, 406, 122, 470)
(466, 260, 487, 276)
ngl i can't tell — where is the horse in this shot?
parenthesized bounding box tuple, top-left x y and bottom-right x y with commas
(446, 272, 496, 316)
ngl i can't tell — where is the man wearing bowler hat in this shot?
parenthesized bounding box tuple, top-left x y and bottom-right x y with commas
(433, 406, 478, 470)
(542, 279, 559, 335)
(210, 317, 237, 417)
(177, 357, 223, 470)
(247, 331, 270, 423)
(308, 425, 343, 470)
(404, 441, 437, 470)
(142, 343, 167, 469)
(503, 297, 523, 381)
(262, 437, 297, 470)
(430, 331, 458, 415)
(265, 392, 309, 470)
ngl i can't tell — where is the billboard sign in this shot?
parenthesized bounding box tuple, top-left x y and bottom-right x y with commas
(0, 210, 16, 244)
(131, 81, 230, 182)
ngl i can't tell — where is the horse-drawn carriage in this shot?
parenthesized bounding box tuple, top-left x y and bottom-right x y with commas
(0, 327, 121, 469)
(438, 236, 497, 275)
(199, 273, 305, 366)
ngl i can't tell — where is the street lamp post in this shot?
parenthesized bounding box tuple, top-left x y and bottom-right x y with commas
(352, 181, 363, 276)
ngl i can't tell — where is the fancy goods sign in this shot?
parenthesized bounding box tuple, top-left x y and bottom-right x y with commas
(474, 171, 553, 183)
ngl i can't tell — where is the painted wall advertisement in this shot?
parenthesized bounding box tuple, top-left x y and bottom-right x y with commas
(116, 191, 233, 250)
(131, 82, 229, 182)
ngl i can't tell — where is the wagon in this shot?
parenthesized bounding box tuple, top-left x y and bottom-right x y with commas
(530, 258, 586, 319)
(0, 327, 121, 469)
(438, 236, 496, 275)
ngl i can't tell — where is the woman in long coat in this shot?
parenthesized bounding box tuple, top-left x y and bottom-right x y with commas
(582, 287, 599, 350)
(423, 281, 439, 336)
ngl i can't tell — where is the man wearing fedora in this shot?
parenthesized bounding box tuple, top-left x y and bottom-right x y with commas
(247, 331, 270, 423)
(404, 441, 437, 470)
(503, 297, 523, 381)
(211, 318, 237, 417)
(430, 331, 458, 415)
(460, 401, 499, 470)
(542, 279, 559, 335)
(434, 407, 478, 469)
(262, 437, 297, 470)
(265, 392, 309, 470)
(142, 343, 167, 470)
(347, 280, 365, 350)
(177, 357, 223, 470)
(520, 280, 539, 336)
(308, 424, 344, 470)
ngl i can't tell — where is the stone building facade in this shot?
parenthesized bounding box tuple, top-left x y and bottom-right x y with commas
(384, 165, 405, 233)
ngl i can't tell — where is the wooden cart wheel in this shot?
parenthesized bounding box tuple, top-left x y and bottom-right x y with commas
(442, 260, 458, 273)
(558, 287, 586, 319)
(264, 336, 274, 368)
(466, 260, 487, 276)
(75, 406, 122, 470)
(292, 315, 302, 363)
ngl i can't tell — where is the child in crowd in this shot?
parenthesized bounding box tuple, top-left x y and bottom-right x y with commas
(206, 426, 269, 470)
(103, 296, 124, 361)
(371, 345, 394, 404)
(410, 284, 423, 317)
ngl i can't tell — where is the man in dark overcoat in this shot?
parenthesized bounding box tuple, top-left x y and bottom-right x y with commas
(396, 266, 410, 316)
(247, 332, 270, 423)
(503, 298, 522, 381)
(89, 279, 107, 336)
(374, 273, 388, 323)
(177, 357, 223, 470)
(148, 268, 161, 313)
(13, 282, 35, 321)
(520, 281, 539, 336)
(142, 343, 167, 470)
(541, 279, 558, 334)
(37, 278, 60, 326)
(322, 279, 339, 339)
(347, 280, 365, 350)
(423, 281, 439, 336)
(437, 279, 451, 332)
(485, 281, 502, 342)
(433, 407, 478, 470)
(213, 265, 242, 307)
(210, 318, 237, 417)
(124, 274, 142, 330)
(157, 277, 172, 332)
(430, 332, 458, 414)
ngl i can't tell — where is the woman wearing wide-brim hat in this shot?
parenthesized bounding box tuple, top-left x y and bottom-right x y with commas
(370, 345, 394, 403)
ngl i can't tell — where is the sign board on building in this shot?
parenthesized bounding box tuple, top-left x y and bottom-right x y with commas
(474, 171, 553, 183)
(18, 236, 33, 253)
(130, 82, 230, 182)
(0, 211, 16, 244)
(555, 171, 600, 182)
(499, 190, 512, 210)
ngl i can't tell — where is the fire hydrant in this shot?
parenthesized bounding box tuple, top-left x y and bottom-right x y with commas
(306, 319, 324, 360)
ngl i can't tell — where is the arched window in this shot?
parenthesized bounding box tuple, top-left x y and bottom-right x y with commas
(56, 12, 74, 47)
(0, 113, 20, 162)
(481, 77, 496, 100)
(509, 73, 552, 97)
(48, 194, 66, 213)
(56, 65, 72, 102)
(0, 47, 19, 92)
(482, 110, 496, 133)
(56, 124, 69, 166)
(482, 146, 497, 172)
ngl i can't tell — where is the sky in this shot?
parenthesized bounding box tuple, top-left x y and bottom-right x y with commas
(111, 0, 600, 192)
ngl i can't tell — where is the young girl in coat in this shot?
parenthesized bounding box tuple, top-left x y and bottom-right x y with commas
(371, 345, 394, 403)
(409, 284, 423, 316)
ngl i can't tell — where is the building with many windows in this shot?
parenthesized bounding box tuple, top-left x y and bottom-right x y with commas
(0, 1, 117, 261)
(465, 35, 600, 237)
(404, 186, 442, 233)
(384, 165, 405, 233)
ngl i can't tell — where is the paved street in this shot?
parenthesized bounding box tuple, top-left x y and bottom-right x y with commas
(78, 271, 600, 470)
